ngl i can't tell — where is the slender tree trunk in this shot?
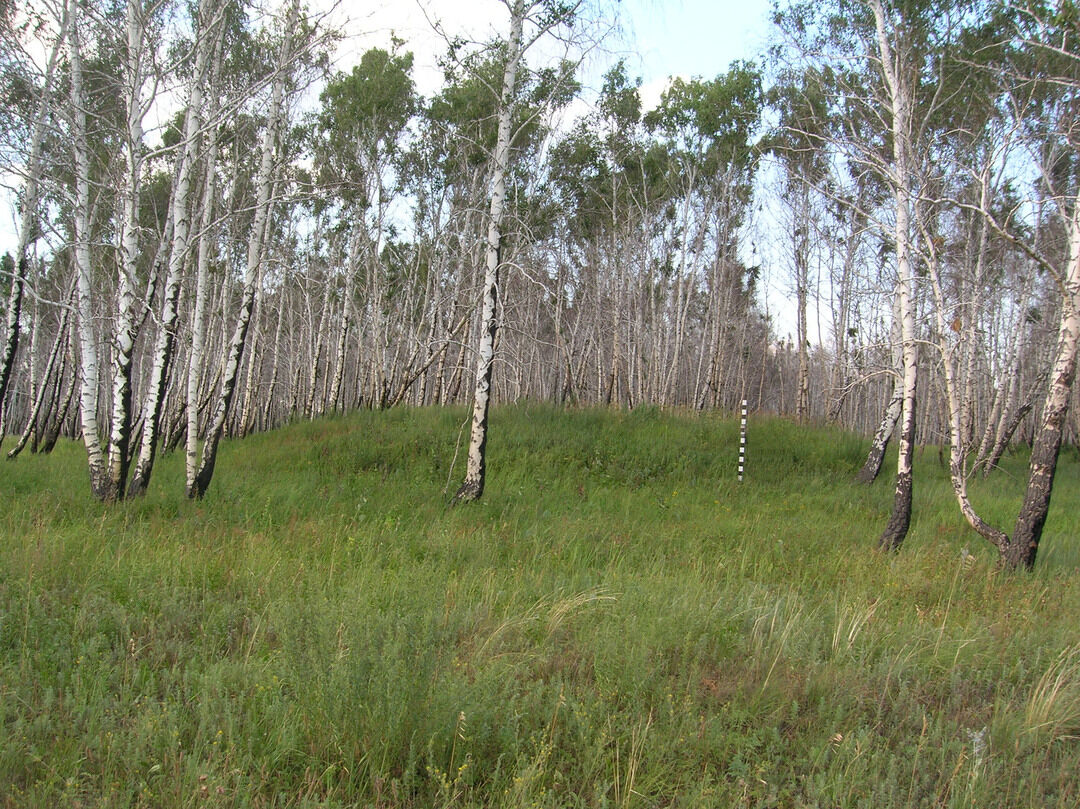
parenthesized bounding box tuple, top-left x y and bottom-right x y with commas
(872, 0, 918, 552)
(128, 0, 219, 497)
(106, 0, 155, 499)
(186, 94, 221, 483)
(189, 6, 291, 498)
(856, 379, 902, 484)
(237, 283, 265, 436)
(306, 275, 332, 419)
(792, 182, 812, 422)
(856, 291, 903, 484)
(453, 0, 525, 503)
(1005, 204, 1080, 569)
(327, 227, 361, 412)
(978, 269, 1036, 475)
(262, 283, 288, 428)
(983, 378, 1042, 475)
(0, 5, 66, 445)
(827, 199, 862, 424)
(922, 213, 1008, 550)
(40, 346, 77, 455)
(8, 286, 73, 460)
(68, 1, 113, 499)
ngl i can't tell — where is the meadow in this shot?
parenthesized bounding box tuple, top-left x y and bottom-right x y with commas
(2, 405, 1079, 808)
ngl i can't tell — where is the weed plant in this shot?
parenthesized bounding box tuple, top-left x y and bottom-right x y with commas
(1, 404, 1079, 807)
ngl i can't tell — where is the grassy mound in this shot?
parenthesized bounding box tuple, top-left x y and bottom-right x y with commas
(2, 405, 1079, 807)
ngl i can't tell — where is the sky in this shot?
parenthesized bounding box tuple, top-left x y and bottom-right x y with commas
(320, 0, 776, 108)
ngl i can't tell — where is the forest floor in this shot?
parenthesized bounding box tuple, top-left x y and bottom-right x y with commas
(2, 405, 1079, 808)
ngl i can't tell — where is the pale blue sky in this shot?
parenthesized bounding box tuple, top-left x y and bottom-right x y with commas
(330, 0, 775, 105)
(619, 0, 773, 92)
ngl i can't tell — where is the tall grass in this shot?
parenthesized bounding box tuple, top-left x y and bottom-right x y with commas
(1, 404, 1078, 807)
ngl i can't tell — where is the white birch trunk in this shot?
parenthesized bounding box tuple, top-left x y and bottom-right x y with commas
(871, 0, 918, 552)
(128, 0, 219, 497)
(106, 0, 153, 498)
(8, 284, 73, 459)
(189, 2, 293, 497)
(453, 0, 526, 502)
(923, 220, 1008, 550)
(1, 4, 68, 444)
(327, 226, 361, 412)
(185, 94, 220, 486)
(69, 0, 110, 497)
(1007, 203, 1080, 568)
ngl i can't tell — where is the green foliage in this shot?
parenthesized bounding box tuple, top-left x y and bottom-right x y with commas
(315, 46, 416, 205)
(644, 61, 763, 174)
(2, 406, 1079, 807)
(425, 47, 568, 175)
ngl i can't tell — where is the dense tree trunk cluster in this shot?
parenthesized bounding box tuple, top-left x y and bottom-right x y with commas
(1, 0, 1079, 565)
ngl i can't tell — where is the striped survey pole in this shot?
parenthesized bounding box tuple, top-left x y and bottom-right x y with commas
(739, 399, 747, 482)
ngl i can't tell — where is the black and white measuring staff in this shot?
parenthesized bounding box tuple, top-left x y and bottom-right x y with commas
(739, 399, 747, 482)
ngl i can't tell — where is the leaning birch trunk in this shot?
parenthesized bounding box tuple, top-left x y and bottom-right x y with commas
(872, 0, 918, 552)
(186, 111, 223, 482)
(1, 7, 68, 445)
(923, 227, 1008, 550)
(68, 0, 112, 498)
(127, 0, 219, 497)
(237, 255, 270, 435)
(188, 11, 290, 498)
(855, 291, 903, 484)
(8, 285, 74, 459)
(1005, 203, 1080, 569)
(453, 0, 525, 503)
(39, 322, 77, 454)
(982, 374, 1043, 477)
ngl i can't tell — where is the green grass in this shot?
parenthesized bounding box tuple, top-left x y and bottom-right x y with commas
(2, 404, 1079, 807)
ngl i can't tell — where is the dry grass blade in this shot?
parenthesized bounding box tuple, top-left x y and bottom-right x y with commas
(1024, 643, 1080, 744)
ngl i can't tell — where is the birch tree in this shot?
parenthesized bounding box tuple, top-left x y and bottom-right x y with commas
(104, 0, 169, 499)
(67, 0, 115, 498)
(769, 68, 830, 422)
(0, 0, 67, 442)
(982, 1, 1080, 568)
(452, 0, 586, 502)
(775, 0, 963, 550)
(187, 0, 302, 499)
(127, 0, 223, 497)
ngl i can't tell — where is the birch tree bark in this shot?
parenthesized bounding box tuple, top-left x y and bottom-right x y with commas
(855, 328, 903, 484)
(871, 0, 919, 552)
(127, 0, 221, 497)
(453, 0, 527, 503)
(185, 77, 222, 487)
(188, 0, 297, 498)
(105, 0, 159, 499)
(0, 4, 67, 444)
(920, 202, 1010, 550)
(7, 283, 73, 459)
(1006, 204, 1080, 568)
(67, 0, 113, 498)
